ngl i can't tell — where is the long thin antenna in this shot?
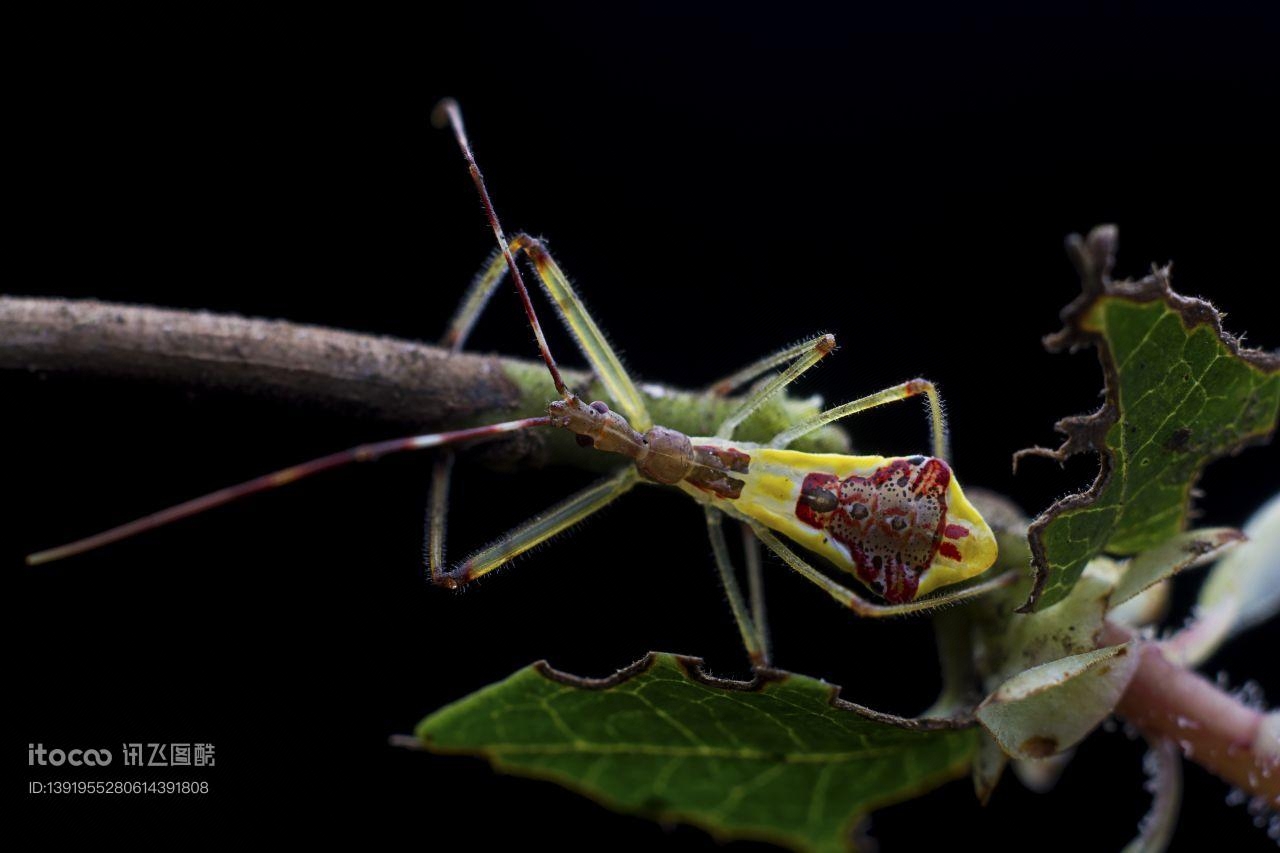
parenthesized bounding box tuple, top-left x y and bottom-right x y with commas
(26, 417, 550, 565)
(432, 98, 571, 399)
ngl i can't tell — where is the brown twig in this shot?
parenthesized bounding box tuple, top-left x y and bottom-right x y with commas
(0, 295, 537, 427)
(0, 296, 848, 471)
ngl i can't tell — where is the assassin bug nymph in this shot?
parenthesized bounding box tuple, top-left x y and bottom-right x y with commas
(28, 100, 1006, 667)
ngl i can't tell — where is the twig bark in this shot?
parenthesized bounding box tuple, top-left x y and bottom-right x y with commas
(0, 296, 848, 470)
(1, 295, 551, 426)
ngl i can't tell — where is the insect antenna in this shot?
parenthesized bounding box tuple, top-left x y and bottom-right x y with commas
(432, 98, 572, 400)
(25, 417, 552, 566)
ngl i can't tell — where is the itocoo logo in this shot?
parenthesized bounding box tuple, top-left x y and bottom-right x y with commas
(28, 744, 113, 766)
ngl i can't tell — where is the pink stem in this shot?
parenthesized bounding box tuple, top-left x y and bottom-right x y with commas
(1106, 623, 1279, 804)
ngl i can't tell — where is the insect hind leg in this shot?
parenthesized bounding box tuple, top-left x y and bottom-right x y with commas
(705, 508, 770, 668)
(741, 521, 770, 665)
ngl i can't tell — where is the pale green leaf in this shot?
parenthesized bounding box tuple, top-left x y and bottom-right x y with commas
(977, 643, 1140, 759)
(1110, 528, 1243, 609)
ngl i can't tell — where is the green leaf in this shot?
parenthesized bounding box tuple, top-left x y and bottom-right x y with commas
(1018, 226, 1280, 611)
(414, 652, 977, 853)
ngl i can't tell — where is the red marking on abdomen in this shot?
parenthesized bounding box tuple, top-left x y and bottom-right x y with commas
(944, 524, 969, 539)
(795, 457, 953, 603)
(938, 542, 963, 561)
(687, 444, 751, 499)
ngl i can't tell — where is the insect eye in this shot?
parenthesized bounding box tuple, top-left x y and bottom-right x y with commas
(906, 455, 926, 465)
(848, 503, 870, 520)
(889, 516, 908, 531)
(590, 400, 610, 414)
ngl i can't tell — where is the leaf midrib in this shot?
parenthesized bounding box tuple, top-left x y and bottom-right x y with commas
(429, 740, 923, 762)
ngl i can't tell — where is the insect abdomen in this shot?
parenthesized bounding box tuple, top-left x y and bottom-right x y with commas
(732, 449, 998, 602)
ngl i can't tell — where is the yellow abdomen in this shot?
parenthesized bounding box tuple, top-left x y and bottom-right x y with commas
(692, 446, 997, 603)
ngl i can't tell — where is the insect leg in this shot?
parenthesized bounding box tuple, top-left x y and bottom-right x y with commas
(435, 467, 638, 588)
(429, 230, 662, 570)
(434, 98, 655, 572)
(768, 378, 950, 462)
(741, 521, 771, 665)
(748, 523, 1014, 617)
(705, 508, 769, 667)
(441, 231, 651, 427)
(518, 236, 652, 429)
(705, 336, 837, 397)
(440, 246, 515, 351)
(424, 452, 455, 577)
(714, 334, 836, 439)
(430, 240, 544, 582)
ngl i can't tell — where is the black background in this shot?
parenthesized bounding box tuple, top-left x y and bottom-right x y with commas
(11, 5, 1279, 850)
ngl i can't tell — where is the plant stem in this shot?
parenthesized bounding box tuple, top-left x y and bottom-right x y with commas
(1105, 623, 1279, 804)
(0, 296, 847, 470)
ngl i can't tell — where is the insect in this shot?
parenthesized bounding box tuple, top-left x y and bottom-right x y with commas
(27, 99, 1005, 667)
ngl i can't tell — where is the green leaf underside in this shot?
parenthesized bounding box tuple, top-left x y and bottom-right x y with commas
(1108, 527, 1241, 609)
(415, 653, 977, 853)
(1030, 290, 1280, 610)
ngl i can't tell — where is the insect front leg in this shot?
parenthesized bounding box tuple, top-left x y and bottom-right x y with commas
(426, 233, 658, 574)
(429, 240, 544, 579)
(424, 452, 455, 578)
(713, 334, 836, 440)
(747, 523, 1014, 617)
(432, 468, 639, 589)
(705, 334, 836, 398)
(768, 378, 950, 462)
(704, 508, 770, 668)
(431, 101, 658, 588)
(441, 246, 522, 351)
(516, 237, 653, 430)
